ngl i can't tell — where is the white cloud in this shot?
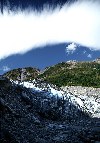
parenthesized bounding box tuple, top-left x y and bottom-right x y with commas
(0, 66, 10, 72)
(66, 43, 77, 54)
(0, 0, 100, 60)
(87, 54, 92, 58)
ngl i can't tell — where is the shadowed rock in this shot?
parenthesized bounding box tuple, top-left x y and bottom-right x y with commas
(0, 77, 100, 143)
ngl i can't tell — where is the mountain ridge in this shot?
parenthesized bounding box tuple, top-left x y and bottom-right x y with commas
(4, 59, 100, 88)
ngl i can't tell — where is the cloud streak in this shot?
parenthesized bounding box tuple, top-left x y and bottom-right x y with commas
(0, 0, 100, 60)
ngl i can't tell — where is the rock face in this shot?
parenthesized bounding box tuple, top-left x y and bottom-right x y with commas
(0, 77, 100, 143)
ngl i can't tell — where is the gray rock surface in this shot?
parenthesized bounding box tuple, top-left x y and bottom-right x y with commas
(0, 77, 100, 143)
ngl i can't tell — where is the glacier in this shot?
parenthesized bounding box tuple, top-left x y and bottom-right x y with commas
(12, 79, 100, 118)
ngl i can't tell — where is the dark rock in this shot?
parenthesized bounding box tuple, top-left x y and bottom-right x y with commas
(31, 115, 41, 124)
(21, 91, 31, 104)
(0, 78, 100, 143)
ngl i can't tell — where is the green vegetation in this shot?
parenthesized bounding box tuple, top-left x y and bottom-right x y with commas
(4, 61, 100, 88)
(38, 62, 100, 88)
(4, 67, 40, 81)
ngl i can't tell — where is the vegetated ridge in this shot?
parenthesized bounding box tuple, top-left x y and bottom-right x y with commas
(4, 58, 100, 88)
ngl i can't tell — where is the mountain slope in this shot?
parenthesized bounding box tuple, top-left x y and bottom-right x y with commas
(38, 61, 100, 87)
(0, 76, 100, 143)
(4, 60, 100, 88)
(4, 67, 40, 82)
(1, 59, 100, 142)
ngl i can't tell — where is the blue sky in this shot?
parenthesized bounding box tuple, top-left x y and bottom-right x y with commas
(0, 43, 100, 75)
(0, 0, 100, 74)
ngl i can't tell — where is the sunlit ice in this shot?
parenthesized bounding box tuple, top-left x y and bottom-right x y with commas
(0, 0, 100, 60)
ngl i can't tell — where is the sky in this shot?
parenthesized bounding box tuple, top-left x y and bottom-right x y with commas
(0, 0, 100, 74)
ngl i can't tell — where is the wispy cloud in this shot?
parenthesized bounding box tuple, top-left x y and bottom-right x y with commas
(0, 0, 100, 60)
(82, 50, 92, 58)
(0, 66, 10, 72)
(87, 54, 92, 58)
(83, 50, 87, 54)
